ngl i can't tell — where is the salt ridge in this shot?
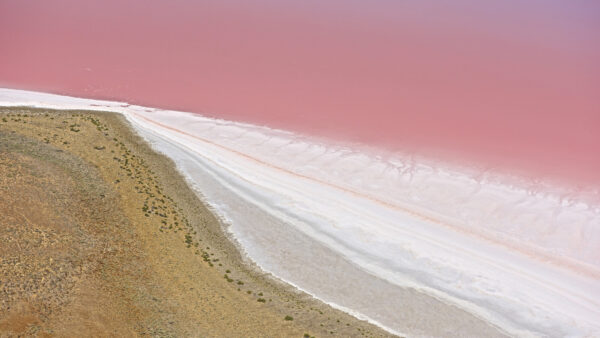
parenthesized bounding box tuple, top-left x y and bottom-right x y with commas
(2, 88, 599, 337)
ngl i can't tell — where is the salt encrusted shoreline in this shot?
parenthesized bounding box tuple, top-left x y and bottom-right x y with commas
(2, 88, 599, 337)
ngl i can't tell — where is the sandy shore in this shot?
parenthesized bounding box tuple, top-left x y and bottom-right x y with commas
(0, 107, 392, 337)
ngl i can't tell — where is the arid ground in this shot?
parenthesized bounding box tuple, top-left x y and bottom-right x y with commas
(0, 108, 392, 337)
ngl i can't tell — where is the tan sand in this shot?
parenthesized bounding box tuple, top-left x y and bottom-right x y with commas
(0, 107, 393, 337)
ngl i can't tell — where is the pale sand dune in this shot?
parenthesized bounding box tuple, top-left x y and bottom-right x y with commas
(2, 88, 599, 336)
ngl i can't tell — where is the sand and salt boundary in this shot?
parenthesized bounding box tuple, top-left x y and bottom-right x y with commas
(2, 88, 599, 336)
(0, 93, 508, 337)
(0, 106, 392, 337)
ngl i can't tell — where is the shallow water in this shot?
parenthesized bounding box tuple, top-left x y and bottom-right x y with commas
(2, 0, 599, 186)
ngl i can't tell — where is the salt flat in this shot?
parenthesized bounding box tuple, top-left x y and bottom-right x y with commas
(2, 88, 599, 337)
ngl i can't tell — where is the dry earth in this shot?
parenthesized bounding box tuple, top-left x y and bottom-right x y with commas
(0, 108, 394, 337)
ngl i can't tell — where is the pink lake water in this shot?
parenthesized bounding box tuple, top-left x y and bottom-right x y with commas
(1, 0, 599, 186)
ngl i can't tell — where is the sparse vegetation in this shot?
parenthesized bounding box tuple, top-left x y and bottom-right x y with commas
(0, 108, 392, 338)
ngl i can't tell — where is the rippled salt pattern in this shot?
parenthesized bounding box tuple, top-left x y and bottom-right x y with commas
(176, 113, 600, 270)
(2, 88, 599, 337)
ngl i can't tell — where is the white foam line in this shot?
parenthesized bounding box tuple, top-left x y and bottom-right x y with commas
(2, 88, 599, 337)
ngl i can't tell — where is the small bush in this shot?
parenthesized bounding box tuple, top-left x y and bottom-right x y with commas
(284, 315, 293, 321)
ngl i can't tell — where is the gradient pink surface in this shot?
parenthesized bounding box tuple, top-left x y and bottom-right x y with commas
(1, 0, 599, 186)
